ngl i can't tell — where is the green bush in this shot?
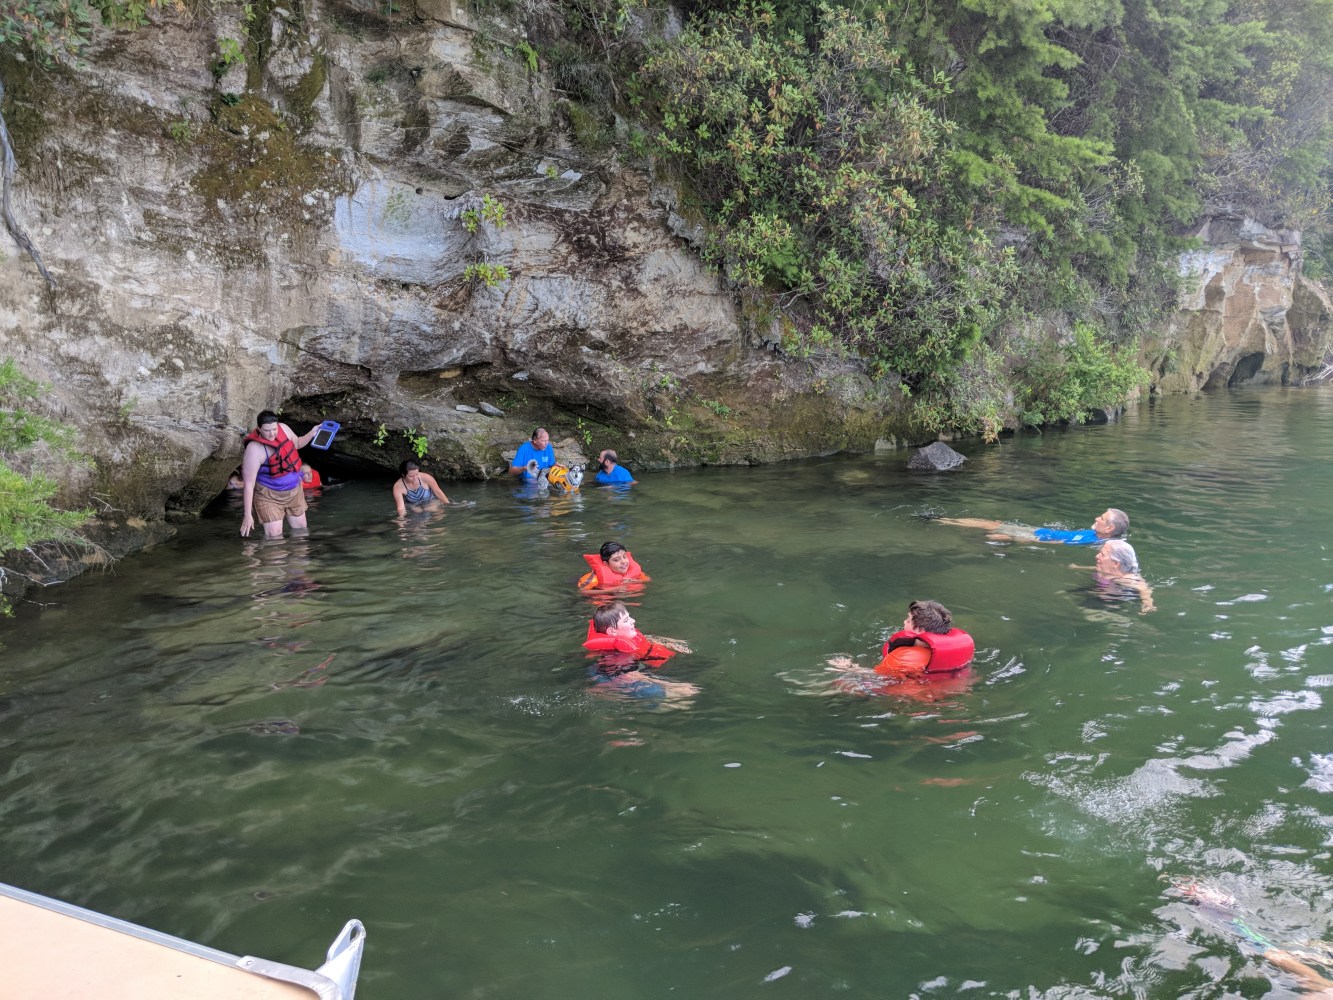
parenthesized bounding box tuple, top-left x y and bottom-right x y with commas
(0, 359, 91, 609)
(634, 2, 1018, 393)
(1012, 324, 1151, 427)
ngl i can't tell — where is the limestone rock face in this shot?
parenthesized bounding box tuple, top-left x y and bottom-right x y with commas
(1160, 216, 1333, 391)
(0, 5, 908, 560)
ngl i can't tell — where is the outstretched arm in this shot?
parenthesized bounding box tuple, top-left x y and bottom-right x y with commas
(425, 473, 450, 504)
(285, 422, 320, 449)
(1130, 576, 1156, 614)
(644, 634, 692, 654)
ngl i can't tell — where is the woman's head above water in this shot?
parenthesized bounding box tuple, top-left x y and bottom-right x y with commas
(1097, 539, 1140, 575)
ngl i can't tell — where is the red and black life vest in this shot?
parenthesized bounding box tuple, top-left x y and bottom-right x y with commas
(244, 425, 301, 478)
(875, 628, 974, 677)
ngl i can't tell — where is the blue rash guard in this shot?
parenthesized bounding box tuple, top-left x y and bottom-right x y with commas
(512, 441, 555, 480)
(1032, 527, 1103, 545)
(595, 464, 634, 485)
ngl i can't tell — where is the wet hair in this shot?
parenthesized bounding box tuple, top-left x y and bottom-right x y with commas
(908, 599, 953, 635)
(1101, 539, 1140, 575)
(592, 601, 629, 633)
(256, 409, 280, 427)
(599, 541, 627, 562)
(399, 459, 421, 477)
(1104, 508, 1130, 537)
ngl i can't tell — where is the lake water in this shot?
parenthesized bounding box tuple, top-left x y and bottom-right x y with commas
(4, 387, 1333, 998)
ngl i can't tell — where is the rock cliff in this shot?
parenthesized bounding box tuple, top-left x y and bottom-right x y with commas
(1, 3, 1331, 583)
(0, 0, 904, 557)
(1155, 216, 1333, 392)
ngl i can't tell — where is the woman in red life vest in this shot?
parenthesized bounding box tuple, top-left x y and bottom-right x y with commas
(828, 600, 975, 698)
(240, 410, 322, 538)
(578, 541, 650, 591)
(874, 600, 975, 679)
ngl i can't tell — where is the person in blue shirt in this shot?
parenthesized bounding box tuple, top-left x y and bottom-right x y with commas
(937, 507, 1128, 545)
(594, 449, 636, 485)
(509, 427, 555, 481)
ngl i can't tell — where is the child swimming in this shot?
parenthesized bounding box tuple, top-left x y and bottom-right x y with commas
(578, 541, 650, 591)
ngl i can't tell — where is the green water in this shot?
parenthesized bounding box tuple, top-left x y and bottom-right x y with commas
(4, 387, 1333, 998)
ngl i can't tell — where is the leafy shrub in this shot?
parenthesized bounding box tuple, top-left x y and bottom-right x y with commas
(0, 359, 91, 607)
(1012, 324, 1151, 427)
(634, 2, 1018, 395)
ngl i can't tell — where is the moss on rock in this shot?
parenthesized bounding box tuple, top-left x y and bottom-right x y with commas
(192, 94, 344, 219)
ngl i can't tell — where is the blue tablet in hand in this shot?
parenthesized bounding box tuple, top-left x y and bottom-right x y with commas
(310, 420, 340, 450)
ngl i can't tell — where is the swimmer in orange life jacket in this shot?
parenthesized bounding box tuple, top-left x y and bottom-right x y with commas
(876, 600, 975, 677)
(829, 600, 975, 681)
(578, 541, 650, 591)
(583, 601, 698, 700)
(582, 601, 690, 664)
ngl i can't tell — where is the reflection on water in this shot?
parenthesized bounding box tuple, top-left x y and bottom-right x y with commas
(4, 387, 1333, 998)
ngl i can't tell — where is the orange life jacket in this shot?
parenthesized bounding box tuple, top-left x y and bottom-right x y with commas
(582, 621, 674, 663)
(875, 628, 974, 677)
(577, 551, 649, 590)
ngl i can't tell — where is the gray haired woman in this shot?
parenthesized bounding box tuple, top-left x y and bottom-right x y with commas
(1080, 539, 1156, 614)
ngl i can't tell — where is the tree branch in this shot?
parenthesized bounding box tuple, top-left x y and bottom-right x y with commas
(0, 78, 58, 289)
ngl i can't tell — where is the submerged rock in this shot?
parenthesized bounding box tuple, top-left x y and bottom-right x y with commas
(906, 441, 966, 471)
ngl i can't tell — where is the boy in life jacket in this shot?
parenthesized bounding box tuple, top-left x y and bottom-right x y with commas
(582, 601, 697, 699)
(578, 541, 650, 592)
(874, 600, 975, 679)
(828, 600, 975, 697)
(239, 410, 323, 538)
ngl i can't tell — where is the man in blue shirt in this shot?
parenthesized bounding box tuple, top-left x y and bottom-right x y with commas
(509, 427, 555, 480)
(594, 449, 636, 485)
(937, 508, 1128, 545)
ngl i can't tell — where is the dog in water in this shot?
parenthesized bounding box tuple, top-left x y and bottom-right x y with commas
(528, 461, 585, 493)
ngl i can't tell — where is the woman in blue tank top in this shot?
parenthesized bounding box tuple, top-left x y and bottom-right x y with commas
(393, 460, 451, 515)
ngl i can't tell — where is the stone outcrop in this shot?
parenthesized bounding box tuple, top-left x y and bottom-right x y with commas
(0, 0, 910, 563)
(1157, 216, 1333, 391)
(906, 441, 965, 472)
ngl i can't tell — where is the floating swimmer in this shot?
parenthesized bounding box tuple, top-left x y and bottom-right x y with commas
(1167, 875, 1333, 996)
(578, 541, 650, 592)
(393, 459, 451, 515)
(873, 599, 975, 678)
(582, 601, 697, 702)
(582, 601, 688, 665)
(934, 507, 1129, 546)
(828, 600, 976, 699)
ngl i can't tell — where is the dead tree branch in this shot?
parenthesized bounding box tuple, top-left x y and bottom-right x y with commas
(0, 78, 57, 288)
